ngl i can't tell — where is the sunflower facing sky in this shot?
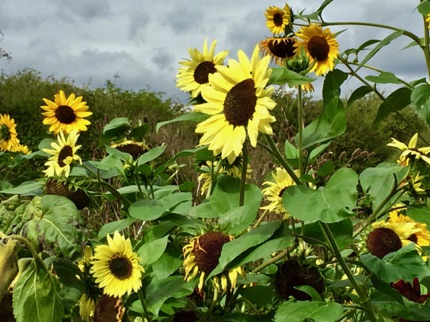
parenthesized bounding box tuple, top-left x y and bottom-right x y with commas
(43, 130, 82, 178)
(295, 24, 339, 76)
(261, 167, 299, 216)
(0, 114, 20, 152)
(91, 231, 144, 298)
(194, 45, 276, 164)
(176, 39, 229, 99)
(41, 90, 92, 134)
(264, 4, 292, 35)
(183, 232, 245, 293)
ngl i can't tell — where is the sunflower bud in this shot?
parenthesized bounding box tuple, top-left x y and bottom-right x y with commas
(0, 238, 19, 302)
(286, 46, 310, 74)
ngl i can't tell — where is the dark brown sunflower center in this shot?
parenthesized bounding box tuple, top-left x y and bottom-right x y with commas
(55, 105, 77, 124)
(193, 232, 231, 274)
(224, 79, 257, 127)
(408, 234, 418, 244)
(0, 124, 11, 141)
(268, 38, 296, 59)
(58, 145, 73, 167)
(307, 36, 330, 61)
(116, 144, 147, 159)
(109, 253, 133, 280)
(366, 227, 402, 259)
(273, 13, 284, 27)
(278, 187, 287, 197)
(194, 61, 217, 85)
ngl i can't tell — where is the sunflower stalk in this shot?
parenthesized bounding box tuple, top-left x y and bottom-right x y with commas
(138, 288, 152, 322)
(297, 85, 304, 176)
(319, 222, 378, 322)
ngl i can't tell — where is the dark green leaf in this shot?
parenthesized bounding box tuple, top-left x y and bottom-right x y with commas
(411, 83, 430, 126)
(137, 145, 167, 165)
(102, 117, 130, 139)
(347, 86, 372, 106)
(365, 72, 402, 84)
(137, 235, 169, 266)
(275, 301, 343, 322)
(98, 217, 137, 240)
(373, 87, 412, 126)
(156, 112, 209, 132)
(407, 205, 430, 226)
(0, 181, 44, 195)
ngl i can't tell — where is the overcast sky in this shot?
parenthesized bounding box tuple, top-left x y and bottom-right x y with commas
(0, 1, 427, 104)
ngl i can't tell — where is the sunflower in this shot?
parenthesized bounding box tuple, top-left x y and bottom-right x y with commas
(259, 36, 297, 66)
(264, 4, 291, 35)
(41, 90, 92, 134)
(11, 143, 31, 154)
(194, 45, 276, 164)
(0, 114, 20, 152)
(78, 246, 98, 321)
(427, 13, 430, 29)
(387, 133, 430, 166)
(43, 130, 82, 178)
(295, 24, 339, 76)
(197, 157, 252, 196)
(176, 39, 229, 98)
(111, 139, 150, 159)
(261, 167, 300, 216)
(183, 232, 245, 292)
(91, 231, 144, 298)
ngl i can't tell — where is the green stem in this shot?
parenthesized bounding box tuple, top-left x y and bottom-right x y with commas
(239, 144, 248, 207)
(8, 235, 50, 275)
(422, 14, 430, 80)
(251, 242, 299, 274)
(264, 134, 302, 185)
(319, 222, 378, 322)
(297, 85, 304, 175)
(138, 288, 152, 322)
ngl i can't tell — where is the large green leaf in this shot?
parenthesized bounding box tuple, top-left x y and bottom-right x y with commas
(411, 83, 430, 127)
(365, 72, 402, 84)
(275, 301, 343, 322)
(98, 217, 137, 240)
(0, 181, 44, 195)
(283, 168, 358, 223)
(347, 85, 372, 107)
(303, 219, 353, 250)
(373, 87, 412, 126)
(301, 69, 347, 148)
(361, 243, 430, 283)
(102, 117, 130, 139)
(372, 293, 430, 321)
(269, 68, 315, 87)
(190, 176, 262, 231)
(13, 262, 64, 322)
(137, 145, 167, 165)
(24, 195, 84, 259)
(208, 221, 282, 278)
(129, 192, 192, 221)
(359, 163, 408, 211)
(137, 235, 169, 266)
(156, 112, 209, 132)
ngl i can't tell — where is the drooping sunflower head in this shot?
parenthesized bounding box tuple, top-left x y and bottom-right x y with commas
(0, 114, 19, 152)
(45, 178, 91, 209)
(93, 294, 125, 322)
(295, 24, 339, 76)
(90, 231, 144, 298)
(261, 167, 299, 216)
(275, 258, 325, 301)
(41, 90, 92, 134)
(259, 36, 297, 66)
(43, 130, 82, 178)
(183, 231, 245, 292)
(111, 139, 150, 159)
(264, 4, 292, 35)
(194, 45, 277, 163)
(176, 39, 229, 99)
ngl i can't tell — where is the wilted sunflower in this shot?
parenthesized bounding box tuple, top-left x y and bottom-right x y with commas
(41, 90, 92, 134)
(194, 45, 276, 164)
(259, 36, 297, 66)
(387, 133, 430, 166)
(0, 114, 19, 152)
(176, 39, 229, 98)
(264, 4, 291, 35)
(295, 24, 339, 76)
(91, 231, 144, 298)
(261, 167, 300, 216)
(43, 130, 82, 178)
(183, 232, 245, 292)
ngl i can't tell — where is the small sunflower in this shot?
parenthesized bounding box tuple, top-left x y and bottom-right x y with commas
(43, 130, 82, 178)
(176, 39, 229, 98)
(197, 157, 252, 196)
(261, 167, 300, 216)
(183, 232, 245, 292)
(91, 231, 144, 298)
(295, 24, 339, 76)
(111, 139, 150, 159)
(11, 143, 31, 154)
(387, 133, 430, 166)
(0, 114, 19, 152)
(264, 4, 291, 35)
(194, 45, 276, 164)
(259, 36, 297, 66)
(41, 90, 92, 134)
